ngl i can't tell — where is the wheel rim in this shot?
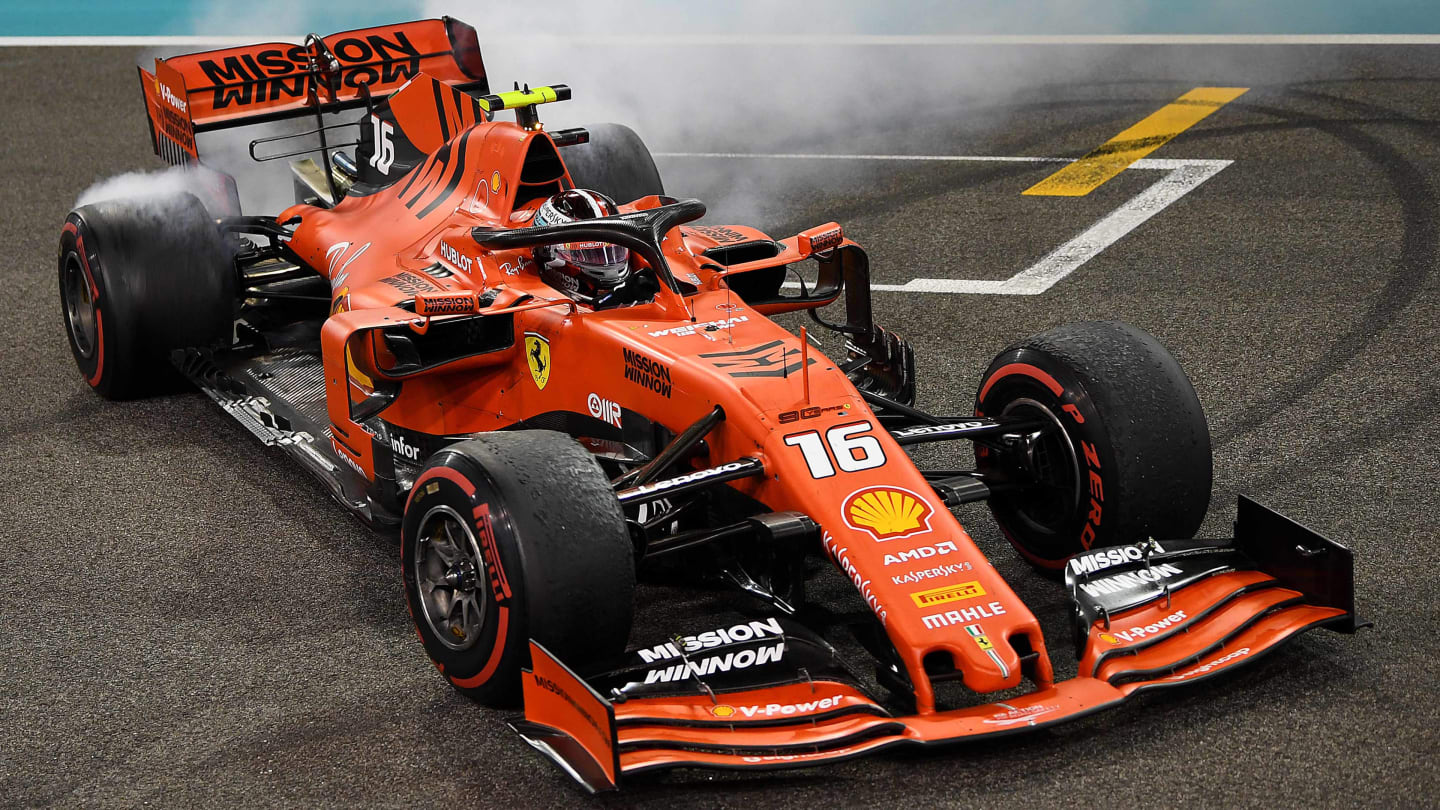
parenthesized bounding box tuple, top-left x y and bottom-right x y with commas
(62, 254, 97, 359)
(413, 504, 488, 651)
(993, 397, 1082, 539)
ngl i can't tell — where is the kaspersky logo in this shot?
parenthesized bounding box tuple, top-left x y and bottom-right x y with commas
(842, 486, 933, 542)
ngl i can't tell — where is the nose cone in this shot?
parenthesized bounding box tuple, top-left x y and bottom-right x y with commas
(957, 627, 1025, 692)
(912, 604, 1027, 694)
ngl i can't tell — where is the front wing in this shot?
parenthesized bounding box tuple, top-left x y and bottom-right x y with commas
(512, 497, 1361, 792)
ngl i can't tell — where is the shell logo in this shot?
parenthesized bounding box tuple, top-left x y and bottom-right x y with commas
(490, 170, 503, 194)
(710, 704, 736, 718)
(842, 486, 934, 542)
(1099, 632, 1122, 646)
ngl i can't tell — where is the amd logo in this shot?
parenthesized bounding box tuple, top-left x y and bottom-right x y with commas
(883, 540, 960, 566)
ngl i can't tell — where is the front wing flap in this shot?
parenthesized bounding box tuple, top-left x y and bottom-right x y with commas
(512, 497, 1361, 791)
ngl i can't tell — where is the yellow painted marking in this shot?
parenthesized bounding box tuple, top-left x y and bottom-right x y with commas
(1023, 87, 1248, 197)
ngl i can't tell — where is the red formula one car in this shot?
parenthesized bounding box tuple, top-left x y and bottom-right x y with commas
(57, 18, 1362, 791)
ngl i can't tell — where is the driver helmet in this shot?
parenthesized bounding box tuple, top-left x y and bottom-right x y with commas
(532, 189, 630, 298)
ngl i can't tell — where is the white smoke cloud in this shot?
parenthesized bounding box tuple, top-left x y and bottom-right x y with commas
(412, 1, 1150, 226)
(75, 163, 248, 218)
(80, 2, 1130, 220)
(78, 3, 1305, 225)
(77, 166, 202, 209)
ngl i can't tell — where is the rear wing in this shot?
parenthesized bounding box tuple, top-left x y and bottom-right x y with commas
(137, 17, 487, 164)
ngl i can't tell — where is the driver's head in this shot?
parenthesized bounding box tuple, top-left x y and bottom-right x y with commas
(533, 189, 630, 298)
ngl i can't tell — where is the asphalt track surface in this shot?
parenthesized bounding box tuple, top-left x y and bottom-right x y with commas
(2, 44, 1437, 807)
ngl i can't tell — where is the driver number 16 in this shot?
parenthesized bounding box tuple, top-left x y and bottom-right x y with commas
(783, 421, 887, 479)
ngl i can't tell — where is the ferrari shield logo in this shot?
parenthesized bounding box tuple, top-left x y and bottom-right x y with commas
(525, 332, 551, 390)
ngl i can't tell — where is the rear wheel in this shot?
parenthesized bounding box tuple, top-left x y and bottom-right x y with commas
(58, 192, 235, 398)
(975, 321, 1212, 570)
(401, 431, 635, 705)
(561, 123, 664, 204)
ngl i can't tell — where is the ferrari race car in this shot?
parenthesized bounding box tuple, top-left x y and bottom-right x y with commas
(58, 18, 1362, 791)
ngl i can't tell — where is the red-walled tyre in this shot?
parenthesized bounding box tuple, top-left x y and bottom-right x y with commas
(58, 192, 235, 399)
(974, 321, 1212, 571)
(401, 431, 635, 705)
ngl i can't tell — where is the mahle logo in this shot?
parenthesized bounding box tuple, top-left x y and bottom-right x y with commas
(883, 540, 960, 566)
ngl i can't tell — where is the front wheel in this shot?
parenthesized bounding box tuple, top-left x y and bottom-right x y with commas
(401, 431, 635, 705)
(975, 321, 1212, 570)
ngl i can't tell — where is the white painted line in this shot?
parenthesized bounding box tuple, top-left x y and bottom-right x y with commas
(676, 153, 1234, 295)
(882, 158, 1232, 294)
(656, 152, 1069, 163)
(4, 34, 1440, 47)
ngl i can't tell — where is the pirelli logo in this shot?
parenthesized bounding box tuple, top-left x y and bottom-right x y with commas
(910, 580, 986, 608)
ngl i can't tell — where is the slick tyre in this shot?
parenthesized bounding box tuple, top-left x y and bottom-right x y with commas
(58, 192, 235, 399)
(561, 123, 664, 204)
(401, 431, 635, 705)
(974, 321, 1212, 571)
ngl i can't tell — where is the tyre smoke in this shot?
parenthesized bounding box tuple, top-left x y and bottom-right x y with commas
(81, 3, 1341, 229)
(414, 1, 1132, 228)
(77, 166, 209, 209)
